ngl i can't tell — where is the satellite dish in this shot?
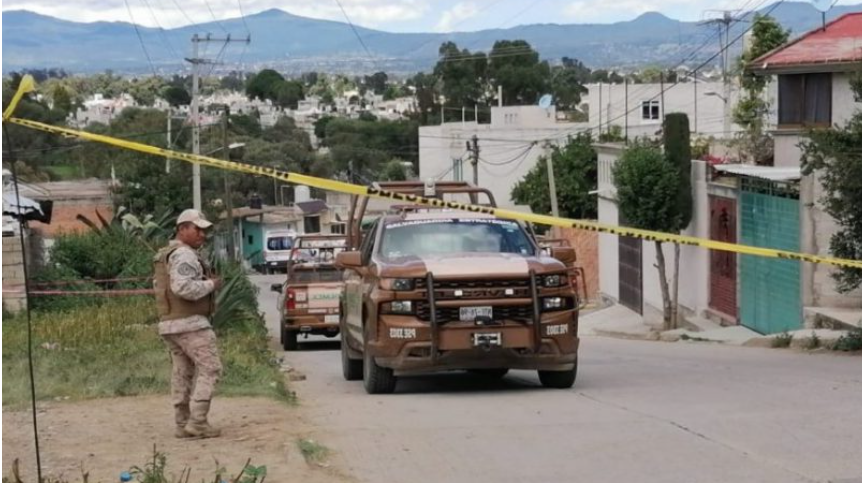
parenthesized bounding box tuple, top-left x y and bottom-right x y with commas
(538, 94, 553, 109)
(811, 0, 837, 12)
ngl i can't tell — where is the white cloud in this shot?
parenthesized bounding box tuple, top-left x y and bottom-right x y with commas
(435, 2, 480, 32)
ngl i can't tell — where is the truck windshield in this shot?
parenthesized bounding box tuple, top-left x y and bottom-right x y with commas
(380, 219, 535, 259)
(289, 266, 343, 283)
(267, 236, 292, 251)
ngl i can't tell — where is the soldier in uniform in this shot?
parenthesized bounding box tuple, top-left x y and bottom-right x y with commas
(153, 209, 223, 439)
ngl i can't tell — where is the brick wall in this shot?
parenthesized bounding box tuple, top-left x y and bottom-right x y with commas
(2, 234, 27, 313)
(553, 227, 600, 302)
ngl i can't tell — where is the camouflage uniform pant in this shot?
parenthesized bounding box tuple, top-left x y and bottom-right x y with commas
(162, 328, 223, 406)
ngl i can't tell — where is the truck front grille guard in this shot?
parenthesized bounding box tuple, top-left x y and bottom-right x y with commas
(426, 272, 439, 362)
(424, 271, 543, 358)
(529, 269, 541, 353)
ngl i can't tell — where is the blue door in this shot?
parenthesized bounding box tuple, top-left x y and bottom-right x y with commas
(739, 186, 801, 334)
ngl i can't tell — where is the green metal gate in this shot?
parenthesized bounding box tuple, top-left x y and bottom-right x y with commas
(739, 179, 801, 334)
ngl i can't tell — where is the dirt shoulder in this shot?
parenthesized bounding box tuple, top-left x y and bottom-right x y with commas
(3, 395, 353, 483)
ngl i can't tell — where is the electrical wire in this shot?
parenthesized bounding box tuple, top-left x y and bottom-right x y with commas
(124, 0, 159, 76)
(139, 0, 183, 63)
(2, 125, 44, 483)
(333, 0, 376, 63)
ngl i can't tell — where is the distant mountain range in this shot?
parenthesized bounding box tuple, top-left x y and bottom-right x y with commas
(2, 2, 860, 74)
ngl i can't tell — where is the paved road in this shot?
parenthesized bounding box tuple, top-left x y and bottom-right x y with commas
(253, 275, 862, 483)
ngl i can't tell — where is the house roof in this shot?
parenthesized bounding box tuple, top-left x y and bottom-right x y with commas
(296, 199, 328, 215)
(714, 164, 801, 181)
(749, 13, 862, 74)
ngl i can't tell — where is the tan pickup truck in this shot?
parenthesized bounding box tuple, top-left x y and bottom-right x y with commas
(271, 234, 347, 351)
(336, 182, 580, 394)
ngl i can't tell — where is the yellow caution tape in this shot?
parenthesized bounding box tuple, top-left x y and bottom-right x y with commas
(2, 75, 35, 121)
(3, 76, 861, 270)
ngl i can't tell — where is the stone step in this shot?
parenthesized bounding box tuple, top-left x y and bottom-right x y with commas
(682, 315, 724, 333)
(804, 307, 862, 332)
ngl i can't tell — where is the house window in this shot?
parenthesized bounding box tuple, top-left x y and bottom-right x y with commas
(453, 158, 463, 181)
(304, 215, 321, 234)
(641, 101, 660, 120)
(330, 223, 346, 235)
(778, 73, 832, 126)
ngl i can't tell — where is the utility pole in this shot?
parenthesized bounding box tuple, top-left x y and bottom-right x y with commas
(222, 105, 235, 261)
(544, 144, 559, 218)
(467, 135, 479, 186)
(186, 33, 250, 211)
(701, 11, 740, 140)
(166, 111, 172, 173)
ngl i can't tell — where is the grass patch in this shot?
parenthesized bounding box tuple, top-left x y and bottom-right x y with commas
(832, 328, 862, 352)
(2, 297, 292, 408)
(297, 438, 330, 466)
(803, 331, 822, 350)
(771, 331, 793, 348)
(44, 164, 80, 180)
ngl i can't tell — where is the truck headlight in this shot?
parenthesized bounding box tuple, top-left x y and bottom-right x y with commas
(542, 297, 564, 310)
(388, 301, 413, 314)
(381, 278, 415, 291)
(542, 274, 564, 287)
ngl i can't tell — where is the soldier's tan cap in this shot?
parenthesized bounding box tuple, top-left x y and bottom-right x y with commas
(176, 209, 213, 229)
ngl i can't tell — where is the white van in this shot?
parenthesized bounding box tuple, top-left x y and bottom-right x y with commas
(263, 229, 296, 274)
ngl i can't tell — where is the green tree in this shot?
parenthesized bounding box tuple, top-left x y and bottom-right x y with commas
(51, 84, 73, 116)
(434, 42, 487, 119)
(275, 80, 304, 109)
(511, 134, 597, 219)
(364, 71, 389, 95)
(662, 113, 693, 327)
(408, 72, 439, 125)
(380, 159, 408, 181)
(612, 144, 683, 329)
(220, 71, 247, 92)
(487, 40, 550, 106)
(314, 116, 335, 144)
(550, 65, 587, 111)
(246, 69, 285, 103)
(800, 71, 862, 291)
(162, 86, 191, 107)
(733, 14, 789, 164)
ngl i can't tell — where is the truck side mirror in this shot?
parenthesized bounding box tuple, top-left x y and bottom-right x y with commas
(550, 247, 576, 265)
(336, 251, 363, 268)
(270, 283, 283, 293)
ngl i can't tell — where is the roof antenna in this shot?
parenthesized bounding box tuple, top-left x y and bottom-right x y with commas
(811, 0, 838, 31)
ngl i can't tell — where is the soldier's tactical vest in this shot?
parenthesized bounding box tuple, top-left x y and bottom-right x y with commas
(153, 245, 214, 321)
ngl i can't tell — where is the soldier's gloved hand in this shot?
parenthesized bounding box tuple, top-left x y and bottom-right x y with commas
(211, 277, 224, 291)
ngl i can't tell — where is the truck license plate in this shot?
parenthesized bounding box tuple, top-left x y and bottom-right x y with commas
(460, 306, 493, 322)
(472, 332, 502, 347)
(325, 315, 340, 323)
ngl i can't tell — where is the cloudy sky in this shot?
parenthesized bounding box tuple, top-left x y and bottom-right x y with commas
(2, 0, 859, 31)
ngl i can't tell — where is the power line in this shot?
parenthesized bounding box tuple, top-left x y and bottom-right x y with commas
(333, 0, 375, 63)
(139, 0, 184, 63)
(123, 0, 159, 76)
(203, 0, 230, 33)
(542, 0, 787, 145)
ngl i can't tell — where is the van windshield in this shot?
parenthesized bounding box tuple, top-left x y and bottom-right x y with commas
(380, 218, 535, 259)
(267, 236, 292, 251)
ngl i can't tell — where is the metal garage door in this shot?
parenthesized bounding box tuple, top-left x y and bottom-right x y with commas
(618, 235, 643, 314)
(739, 180, 801, 334)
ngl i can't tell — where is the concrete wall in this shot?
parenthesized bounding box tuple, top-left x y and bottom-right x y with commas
(583, 81, 752, 140)
(419, 106, 593, 209)
(555, 227, 600, 302)
(596, 149, 713, 324)
(773, 71, 862, 311)
(2, 233, 28, 313)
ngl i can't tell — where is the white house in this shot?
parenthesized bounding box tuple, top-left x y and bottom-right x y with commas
(595, 13, 862, 333)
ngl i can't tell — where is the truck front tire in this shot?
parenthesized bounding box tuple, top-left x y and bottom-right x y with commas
(341, 337, 363, 381)
(363, 349, 397, 394)
(538, 361, 577, 389)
